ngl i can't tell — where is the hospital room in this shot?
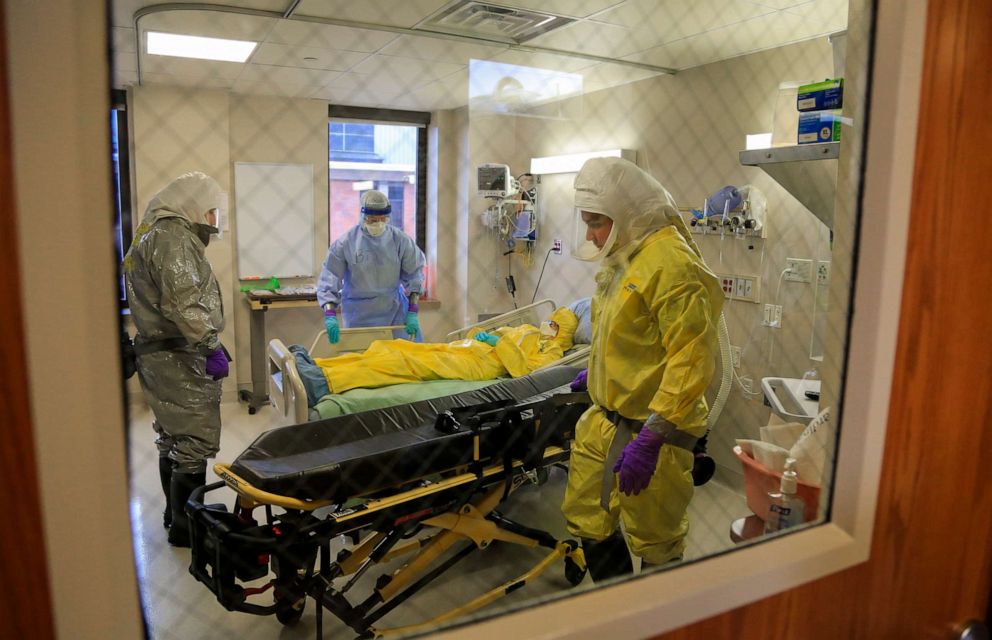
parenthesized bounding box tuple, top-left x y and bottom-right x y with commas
(12, 0, 970, 639)
(112, 0, 852, 638)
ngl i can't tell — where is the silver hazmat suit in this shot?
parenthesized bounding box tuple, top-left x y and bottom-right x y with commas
(124, 172, 225, 473)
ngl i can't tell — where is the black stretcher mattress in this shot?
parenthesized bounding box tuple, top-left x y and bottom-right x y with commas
(231, 366, 580, 500)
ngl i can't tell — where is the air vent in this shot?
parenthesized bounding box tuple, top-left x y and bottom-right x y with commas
(415, 1, 575, 44)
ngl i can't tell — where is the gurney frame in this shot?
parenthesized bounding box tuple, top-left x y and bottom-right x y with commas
(187, 393, 591, 639)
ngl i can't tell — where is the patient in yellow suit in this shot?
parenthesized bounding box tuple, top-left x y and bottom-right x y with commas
(315, 306, 579, 394)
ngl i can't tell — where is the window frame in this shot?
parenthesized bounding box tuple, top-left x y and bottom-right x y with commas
(111, 89, 133, 310)
(327, 105, 430, 256)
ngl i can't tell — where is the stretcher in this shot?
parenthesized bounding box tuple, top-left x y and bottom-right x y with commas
(187, 367, 591, 639)
(267, 299, 591, 424)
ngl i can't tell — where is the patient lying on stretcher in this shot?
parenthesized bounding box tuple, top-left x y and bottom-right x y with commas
(314, 305, 580, 394)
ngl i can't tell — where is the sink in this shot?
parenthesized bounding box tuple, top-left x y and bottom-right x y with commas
(762, 377, 820, 420)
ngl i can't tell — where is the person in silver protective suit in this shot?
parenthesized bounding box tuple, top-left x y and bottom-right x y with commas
(123, 171, 230, 547)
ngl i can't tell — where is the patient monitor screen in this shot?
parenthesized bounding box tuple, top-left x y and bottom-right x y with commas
(478, 164, 510, 196)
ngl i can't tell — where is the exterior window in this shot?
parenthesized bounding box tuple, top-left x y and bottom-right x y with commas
(111, 99, 132, 307)
(328, 120, 423, 249)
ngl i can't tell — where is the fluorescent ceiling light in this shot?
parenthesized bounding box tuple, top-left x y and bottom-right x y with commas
(352, 180, 374, 191)
(147, 31, 257, 63)
(530, 149, 634, 175)
(746, 133, 773, 150)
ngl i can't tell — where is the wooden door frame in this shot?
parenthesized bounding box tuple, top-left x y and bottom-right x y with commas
(0, 0, 55, 636)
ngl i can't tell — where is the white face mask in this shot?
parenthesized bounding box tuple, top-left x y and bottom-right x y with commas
(539, 321, 558, 338)
(364, 221, 387, 237)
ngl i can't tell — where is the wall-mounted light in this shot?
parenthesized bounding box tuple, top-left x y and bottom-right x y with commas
(529, 149, 635, 175)
(146, 31, 258, 63)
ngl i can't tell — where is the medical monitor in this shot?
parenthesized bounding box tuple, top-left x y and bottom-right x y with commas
(478, 163, 512, 198)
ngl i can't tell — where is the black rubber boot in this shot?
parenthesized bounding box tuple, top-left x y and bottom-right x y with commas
(159, 457, 173, 529)
(167, 471, 205, 548)
(582, 532, 634, 583)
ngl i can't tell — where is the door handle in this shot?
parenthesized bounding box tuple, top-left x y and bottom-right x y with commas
(955, 620, 989, 640)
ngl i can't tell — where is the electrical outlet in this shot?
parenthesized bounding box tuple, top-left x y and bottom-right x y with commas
(762, 304, 783, 327)
(785, 258, 813, 283)
(716, 273, 760, 303)
(730, 346, 742, 368)
(552, 239, 562, 255)
(816, 260, 830, 285)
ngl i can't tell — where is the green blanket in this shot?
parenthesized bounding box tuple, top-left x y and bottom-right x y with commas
(313, 378, 502, 420)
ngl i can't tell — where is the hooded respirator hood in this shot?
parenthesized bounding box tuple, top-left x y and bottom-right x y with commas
(571, 157, 686, 262)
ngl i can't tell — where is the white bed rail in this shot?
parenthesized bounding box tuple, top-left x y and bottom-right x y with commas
(446, 299, 556, 341)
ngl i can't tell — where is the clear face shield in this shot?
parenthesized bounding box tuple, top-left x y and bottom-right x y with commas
(571, 209, 617, 261)
(363, 214, 390, 237)
(194, 208, 221, 247)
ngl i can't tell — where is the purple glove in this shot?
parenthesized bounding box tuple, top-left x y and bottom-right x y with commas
(569, 368, 588, 391)
(205, 349, 229, 380)
(613, 427, 666, 496)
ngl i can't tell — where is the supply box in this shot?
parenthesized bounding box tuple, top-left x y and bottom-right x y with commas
(797, 78, 843, 111)
(798, 110, 842, 144)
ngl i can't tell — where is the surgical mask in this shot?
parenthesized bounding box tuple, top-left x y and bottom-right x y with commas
(193, 223, 219, 247)
(364, 221, 387, 237)
(539, 321, 558, 338)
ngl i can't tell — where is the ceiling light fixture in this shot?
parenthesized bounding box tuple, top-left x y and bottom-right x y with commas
(146, 31, 258, 62)
(530, 149, 635, 175)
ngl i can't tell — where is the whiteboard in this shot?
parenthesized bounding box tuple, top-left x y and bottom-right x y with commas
(234, 162, 315, 279)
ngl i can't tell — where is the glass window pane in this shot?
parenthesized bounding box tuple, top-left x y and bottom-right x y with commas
(329, 121, 418, 246)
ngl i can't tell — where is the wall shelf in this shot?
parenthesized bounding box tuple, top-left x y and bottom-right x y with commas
(739, 142, 839, 228)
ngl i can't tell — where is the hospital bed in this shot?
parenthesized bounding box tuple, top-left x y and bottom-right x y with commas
(267, 299, 591, 424)
(187, 367, 590, 639)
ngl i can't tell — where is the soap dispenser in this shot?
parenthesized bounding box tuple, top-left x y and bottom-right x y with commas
(764, 457, 806, 533)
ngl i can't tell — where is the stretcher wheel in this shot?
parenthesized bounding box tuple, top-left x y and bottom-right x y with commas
(564, 556, 586, 586)
(275, 597, 305, 625)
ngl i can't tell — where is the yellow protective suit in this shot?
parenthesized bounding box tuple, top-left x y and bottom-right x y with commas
(562, 157, 724, 565)
(315, 307, 577, 394)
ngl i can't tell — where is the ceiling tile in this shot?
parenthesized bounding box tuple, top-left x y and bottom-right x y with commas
(296, 0, 451, 29)
(237, 64, 341, 86)
(488, 49, 594, 73)
(595, 0, 775, 47)
(623, 6, 844, 71)
(265, 20, 398, 52)
(141, 71, 235, 90)
(377, 34, 507, 65)
(250, 42, 369, 71)
(140, 54, 246, 81)
(744, 0, 811, 9)
(489, 0, 628, 19)
(780, 0, 849, 23)
(525, 19, 642, 59)
(349, 54, 465, 87)
(139, 10, 277, 42)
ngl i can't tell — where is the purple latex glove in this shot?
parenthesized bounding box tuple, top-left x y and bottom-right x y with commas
(569, 368, 588, 392)
(613, 427, 666, 496)
(205, 349, 229, 380)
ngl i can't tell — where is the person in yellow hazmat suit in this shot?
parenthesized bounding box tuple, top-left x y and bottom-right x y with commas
(562, 157, 724, 580)
(313, 306, 578, 393)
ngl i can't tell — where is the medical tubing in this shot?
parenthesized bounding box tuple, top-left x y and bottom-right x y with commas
(531, 247, 555, 304)
(707, 313, 733, 431)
